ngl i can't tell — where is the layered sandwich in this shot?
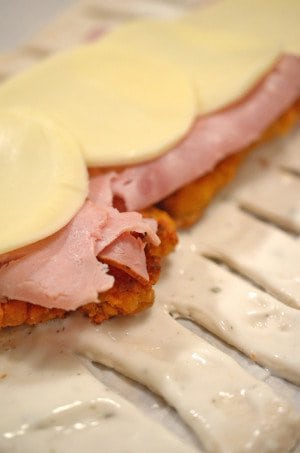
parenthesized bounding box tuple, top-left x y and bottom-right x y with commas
(0, 0, 299, 328)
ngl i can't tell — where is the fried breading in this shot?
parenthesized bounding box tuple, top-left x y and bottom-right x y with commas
(0, 208, 177, 328)
(160, 101, 300, 227)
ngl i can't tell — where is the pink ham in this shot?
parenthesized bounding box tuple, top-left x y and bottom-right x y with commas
(88, 171, 116, 207)
(112, 55, 300, 211)
(95, 207, 159, 254)
(88, 171, 159, 281)
(0, 188, 160, 310)
(0, 172, 154, 274)
(100, 232, 149, 282)
(0, 201, 112, 310)
(89, 172, 159, 250)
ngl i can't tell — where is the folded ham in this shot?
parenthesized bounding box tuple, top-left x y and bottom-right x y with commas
(112, 55, 300, 211)
(0, 173, 160, 311)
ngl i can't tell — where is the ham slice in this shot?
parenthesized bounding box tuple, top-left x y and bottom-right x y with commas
(89, 172, 159, 249)
(0, 202, 112, 310)
(89, 171, 116, 207)
(112, 55, 300, 211)
(95, 208, 159, 254)
(99, 232, 149, 283)
(0, 176, 160, 310)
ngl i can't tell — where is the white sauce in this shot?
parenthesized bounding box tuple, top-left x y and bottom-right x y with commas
(225, 128, 300, 234)
(64, 309, 299, 453)
(1, 293, 299, 453)
(234, 168, 300, 234)
(195, 201, 300, 309)
(0, 325, 193, 453)
(157, 237, 300, 384)
(278, 128, 300, 174)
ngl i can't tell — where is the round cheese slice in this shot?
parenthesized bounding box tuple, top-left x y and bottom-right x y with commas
(0, 43, 196, 167)
(0, 109, 88, 254)
(97, 19, 279, 114)
(170, 25, 280, 112)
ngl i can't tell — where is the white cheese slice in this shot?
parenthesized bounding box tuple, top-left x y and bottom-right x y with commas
(182, 0, 300, 56)
(97, 18, 279, 113)
(0, 43, 196, 167)
(97, 0, 300, 113)
(0, 109, 88, 254)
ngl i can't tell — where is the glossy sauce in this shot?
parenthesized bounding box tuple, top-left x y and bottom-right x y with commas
(66, 308, 299, 452)
(158, 237, 300, 384)
(195, 201, 300, 309)
(0, 325, 193, 453)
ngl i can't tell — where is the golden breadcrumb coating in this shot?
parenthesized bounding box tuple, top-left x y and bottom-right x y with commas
(160, 101, 300, 227)
(0, 208, 177, 328)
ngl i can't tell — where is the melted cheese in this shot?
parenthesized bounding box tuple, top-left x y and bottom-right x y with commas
(0, 109, 88, 254)
(0, 43, 196, 167)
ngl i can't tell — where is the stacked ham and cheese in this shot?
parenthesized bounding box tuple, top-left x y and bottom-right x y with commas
(0, 173, 177, 327)
(0, 0, 299, 328)
(0, 110, 177, 328)
(112, 56, 300, 222)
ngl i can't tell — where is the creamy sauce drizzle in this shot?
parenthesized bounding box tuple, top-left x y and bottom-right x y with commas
(279, 128, 300, 174)
(226, 127, 300, 234)
(0, 325, 193, 453)
(234, 168, 300, 234)
(64, 309, 299, 453)
(158, 239, 300, 384)
(195, 201, 300, 309)
(1, 281, 299, 452)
